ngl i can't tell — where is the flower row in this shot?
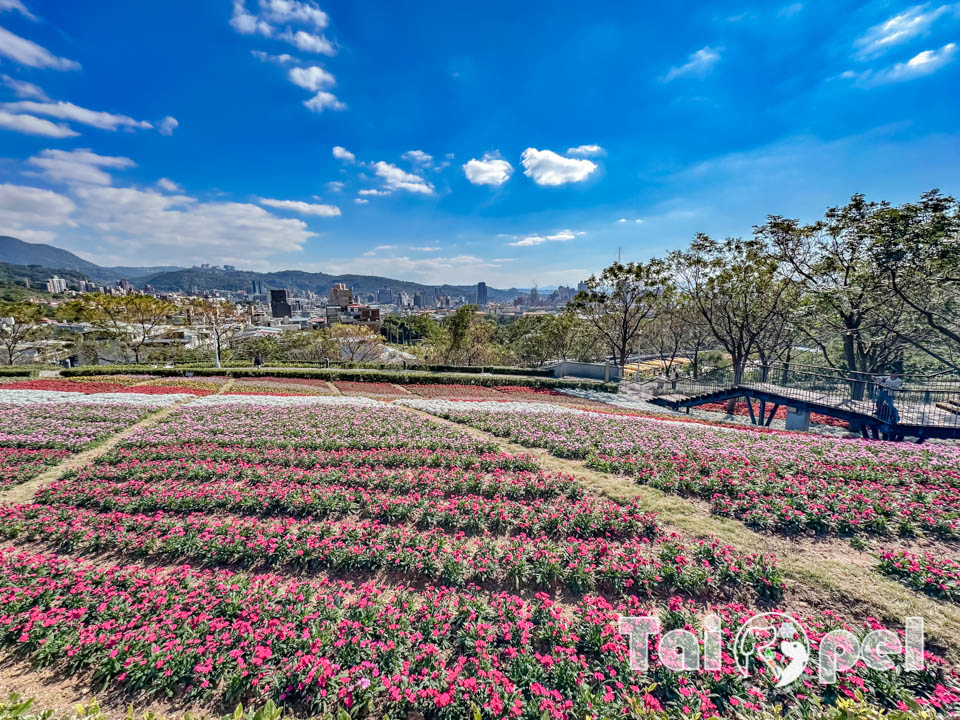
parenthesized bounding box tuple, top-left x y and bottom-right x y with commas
(0, 549, 953, 717)
(0, 505, 782, 597)
(876, 549, 960, 603)
(0, 402, 159, 451)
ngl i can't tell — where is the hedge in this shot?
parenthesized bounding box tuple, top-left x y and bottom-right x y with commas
(153, 360, 556, 377)
(0, 367, 37, 378)
(61, 365, 617, 392)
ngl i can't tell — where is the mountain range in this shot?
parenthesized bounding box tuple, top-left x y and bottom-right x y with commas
(0, 236, 533, 300)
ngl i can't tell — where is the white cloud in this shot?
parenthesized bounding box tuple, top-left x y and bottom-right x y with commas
(71, 185, 315, 265)
(1, 74, 47, 100)
(520, 148, 597, 186)
(288, 65, 336, 91)
(251, 50, 294, 64)
(258, 197, 341, 216)
(0, 109, 77, 137)
(374, 244, 396, 250)
(158, 116, 178, 136)
(779, 3, 803, 17)
(506, 229, 581, 247)
(855, 4, 954, 59)
(566, 144, 606, 157)
(402, 149, 433, 164)
(463, 152, 513, 186)
(282, 29, 335, 55)
(156, 178, 182, 193)
(325, 180, 344, 192)
(0, 183, 76, 239)
(303, 90, 345, 112)
(847, 43, 958, 84)
(354, 197, 368, 205)
(332, 146, 355, 162)
(372, 161, 434, 194)
(230, 0, 273, 36)
(3, 100, 152, 131)
(0, 0, 36, 20)
(0, 26, 80, 70)
(322, 254, 504, 285)
(663, 46, 721, 81)
(26, 148, 135, 185)
(358, 188, 390, 196)
(258, 0, 328, 29)
(411, 246, 440, 251)
(617, 218, 627, 223)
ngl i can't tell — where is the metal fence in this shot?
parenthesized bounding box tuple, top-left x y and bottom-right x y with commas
(645, 362, 960, 430)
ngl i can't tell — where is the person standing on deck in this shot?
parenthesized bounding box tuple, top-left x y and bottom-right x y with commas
(876, 372, 903, 421)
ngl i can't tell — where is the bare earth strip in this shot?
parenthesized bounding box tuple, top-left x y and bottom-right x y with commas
(399, 404, 960, 661)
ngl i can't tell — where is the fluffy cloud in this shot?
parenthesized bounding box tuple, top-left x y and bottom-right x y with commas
(353, 197, 368, 205)
(855, 4, 955, 59)
(520, 148, 597, 186)
(0, 183, 76, 237)
(156, 178, 183, 193)
(0, 26, 80, 70)
(325, 180, 344, 191)
(505, 229, 582, 247)
(402, 149, 433, 164)
(251, 50, 294, 64)
(158, 116, 178, 136)
(230, 0, 272, 35)
(663, 46, 721, 81)
(566, 144, 605, 157)
(372, 161, 433, 194)
(258, 197, 341, 216)
(26, 148, 135, 185)
(303, 90, 345, 112)
(0, 109, 77, 137)
(288, 65, 336, 91)
(463, 153, 513, 186)
(1, 74, 47, 100)
(357, 188, 390, 196)
(332, 146, 355, 162)
(322, 254, 503, 285)
(410, 246, 440, 251)
(258, 0, 328, 29)
(846, 43, 958, 84)
(3, 100, 152, 131)
(0, 0, 36, 20)
(283, 29, 335, 55)
(71, 185, 315, 265)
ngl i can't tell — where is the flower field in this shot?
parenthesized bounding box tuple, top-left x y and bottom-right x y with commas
(877, 549, 960, 603)
(0, 392, 957, 717)
(413, 401, 960, 540)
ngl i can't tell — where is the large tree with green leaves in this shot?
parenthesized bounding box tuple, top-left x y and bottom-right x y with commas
(569, 260, 673, 368)
(62, 294, 177, 363)
(674, 235, 796, 383)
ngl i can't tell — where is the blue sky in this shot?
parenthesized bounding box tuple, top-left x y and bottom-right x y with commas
(0, 0, 958, 288)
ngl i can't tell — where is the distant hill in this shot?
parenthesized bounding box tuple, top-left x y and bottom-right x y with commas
(0, 237, 181, 284)
(0, 236, 529, 300)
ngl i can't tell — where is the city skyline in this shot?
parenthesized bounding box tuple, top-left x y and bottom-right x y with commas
(0, 1, 958, 287)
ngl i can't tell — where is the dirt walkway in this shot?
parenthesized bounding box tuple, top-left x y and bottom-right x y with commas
(401, 405, 960, 659)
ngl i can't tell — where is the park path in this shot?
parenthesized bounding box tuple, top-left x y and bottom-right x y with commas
(400, 404, 960, 660)
(0, 378, 236, 505)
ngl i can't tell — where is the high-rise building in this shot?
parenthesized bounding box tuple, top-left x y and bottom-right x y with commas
(46, 276, 68, 294)
(329, 283, 353, 309)
(270, 288, 291, 318)
(476, 281, 488, 306)
(251, 279, 265, 295)
(577, 281, 589, 293)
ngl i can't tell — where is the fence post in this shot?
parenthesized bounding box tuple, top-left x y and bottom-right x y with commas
(761, 365, 770, 383)
(604, 360, 610, 383)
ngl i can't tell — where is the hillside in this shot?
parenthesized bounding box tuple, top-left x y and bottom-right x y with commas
(0, 236, 527, 299)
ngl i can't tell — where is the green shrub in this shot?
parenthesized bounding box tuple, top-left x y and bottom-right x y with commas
(0, 367, 37, 378)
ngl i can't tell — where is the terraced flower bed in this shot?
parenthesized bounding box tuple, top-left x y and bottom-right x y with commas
(878, 549, 960, 603)
(413, 402, 960, 540)
(227, 377, 336, 396)
(0, 394, 957, 717)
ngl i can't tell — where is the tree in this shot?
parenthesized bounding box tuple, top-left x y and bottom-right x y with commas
(675, 235, 795, 383)
(0, 301, 47, 364)
(327, 324, 381, 362)
(61, 294, 176, 363)
(758, 194, 906, 376)
(189, 299, 245, 368)
(869, 190, 960, 372)
(569, 260, 673, 368)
